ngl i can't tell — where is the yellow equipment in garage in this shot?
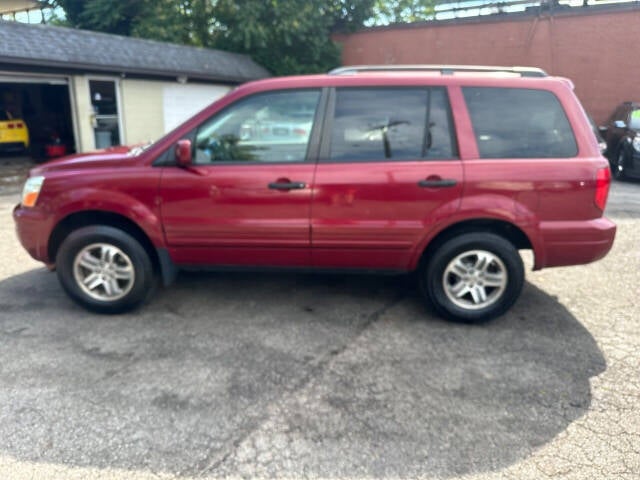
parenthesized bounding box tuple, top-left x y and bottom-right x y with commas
(0, 110, 29, 152)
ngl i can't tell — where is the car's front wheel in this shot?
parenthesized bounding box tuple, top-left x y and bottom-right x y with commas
(420, 233, 524, 323)
(56, 226, 156, 313)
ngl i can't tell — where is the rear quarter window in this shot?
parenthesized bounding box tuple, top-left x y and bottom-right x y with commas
(462, 87, 577, 158)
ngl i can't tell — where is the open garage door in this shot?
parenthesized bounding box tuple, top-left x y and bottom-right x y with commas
(0, 74, 76, 160)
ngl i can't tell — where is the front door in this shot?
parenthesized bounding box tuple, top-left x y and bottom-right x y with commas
(89, 79, 122, 149)
(312, 87, 463, 270)
(159, 89, 323, 267)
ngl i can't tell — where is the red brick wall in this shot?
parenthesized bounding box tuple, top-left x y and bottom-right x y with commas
(336, 6, 640, 125)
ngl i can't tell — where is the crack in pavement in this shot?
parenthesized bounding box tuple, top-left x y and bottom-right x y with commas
(183, 291, 405, 477)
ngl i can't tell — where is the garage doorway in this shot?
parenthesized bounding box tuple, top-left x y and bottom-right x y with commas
(0, 75, 76, 161)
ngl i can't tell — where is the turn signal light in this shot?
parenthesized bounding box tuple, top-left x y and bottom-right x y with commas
(23, 192, 39, 207)
(21, 176, 45, 208)
(594, 167, 610, 212)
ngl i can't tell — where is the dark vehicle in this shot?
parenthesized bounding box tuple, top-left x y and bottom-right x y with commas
(14, 65, 616, 323)
(599, 102, 640, 180)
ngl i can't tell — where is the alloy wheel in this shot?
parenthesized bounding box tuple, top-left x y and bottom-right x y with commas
(73, 243, 135, 302)
(442, 249, 508, 311)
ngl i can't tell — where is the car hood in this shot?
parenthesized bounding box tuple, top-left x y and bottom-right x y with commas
(31, 146, 141, 175)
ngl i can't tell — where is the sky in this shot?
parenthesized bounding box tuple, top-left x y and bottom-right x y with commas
(1, 0, 635, 25)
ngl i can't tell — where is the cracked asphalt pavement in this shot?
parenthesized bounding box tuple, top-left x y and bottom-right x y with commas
(0, 180, 638, 479)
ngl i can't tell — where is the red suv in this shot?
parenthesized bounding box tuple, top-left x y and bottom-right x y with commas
(13, 65, 616, 322)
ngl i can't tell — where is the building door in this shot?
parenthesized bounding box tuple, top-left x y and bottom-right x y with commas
(89, 79, 122, 149)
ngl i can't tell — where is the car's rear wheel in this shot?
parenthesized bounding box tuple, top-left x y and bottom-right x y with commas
(420, 233, 524, 323)
(56, 226, 155, 313)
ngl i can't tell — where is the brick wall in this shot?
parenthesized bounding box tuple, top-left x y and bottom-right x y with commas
(336, 6, 640, 125)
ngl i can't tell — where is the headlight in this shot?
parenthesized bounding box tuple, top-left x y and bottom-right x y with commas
(21, 176, 45, 207)
(633, 135, 640, 153)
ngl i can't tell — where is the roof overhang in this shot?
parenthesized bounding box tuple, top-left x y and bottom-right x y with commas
(0, 1, 42, 15)
(0, 55, 248, 85)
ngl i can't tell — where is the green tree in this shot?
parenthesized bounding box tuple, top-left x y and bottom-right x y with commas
(212, 0, 374, 75)
(46, 0, 188, 43)
(371, 0, 436, 24)
(45, 0, 377, 74)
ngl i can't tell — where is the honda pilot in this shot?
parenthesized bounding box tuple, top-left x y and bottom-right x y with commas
(14, 65, 616, 322)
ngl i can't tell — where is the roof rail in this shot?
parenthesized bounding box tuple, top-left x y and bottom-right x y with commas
(328, 65, 548, 78)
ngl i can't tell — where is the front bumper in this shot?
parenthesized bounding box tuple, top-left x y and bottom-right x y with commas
(13, 204, 55, 264)
(537, 217, 616, 269)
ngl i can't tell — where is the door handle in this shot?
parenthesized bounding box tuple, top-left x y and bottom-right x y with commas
(268, 181, 306, 190)
(418, 178, 457, 188)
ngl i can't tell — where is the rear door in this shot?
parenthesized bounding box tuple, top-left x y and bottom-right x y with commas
(311, 86, 463, 270)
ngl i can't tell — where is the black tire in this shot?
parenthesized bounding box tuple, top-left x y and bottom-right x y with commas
(420, 233, 524, 323)
(612, 146, 628, 181)
(56, 226, 156, 314)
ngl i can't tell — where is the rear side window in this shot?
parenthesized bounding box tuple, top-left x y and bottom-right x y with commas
(463, 87, 577, 158)
(329, 87, 457, 161)
(0, 111, 10, 121)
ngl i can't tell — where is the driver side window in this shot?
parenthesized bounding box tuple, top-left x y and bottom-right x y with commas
(194, 89, 321, 164)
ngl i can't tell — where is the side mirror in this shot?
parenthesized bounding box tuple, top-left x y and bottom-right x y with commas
(614, 120, 627, 129)
(175, 139, 192, 167)
(598, 125, 608, 134)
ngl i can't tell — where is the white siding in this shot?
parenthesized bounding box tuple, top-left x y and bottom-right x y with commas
(120, 79, 164, 146)
(162, 83, 230, 132)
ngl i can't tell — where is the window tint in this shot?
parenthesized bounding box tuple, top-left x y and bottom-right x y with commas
(463, 87, 577, 158)
(194, 89, 320, 164)
(329, 87, 456, 161)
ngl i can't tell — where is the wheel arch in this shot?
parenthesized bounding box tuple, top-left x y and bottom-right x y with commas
(49, 210, 161, 277)
(415, 218, 533, 270)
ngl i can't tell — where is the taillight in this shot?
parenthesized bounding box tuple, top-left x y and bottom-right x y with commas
(15, 122, 24, 128)
(7, 123, 15, 129)
(594, 167, 610, 211)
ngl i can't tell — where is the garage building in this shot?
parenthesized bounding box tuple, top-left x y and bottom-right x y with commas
(0, 19, 269, 159)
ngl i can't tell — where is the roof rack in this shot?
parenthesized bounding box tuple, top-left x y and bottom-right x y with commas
(328, 65, 548, 78)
